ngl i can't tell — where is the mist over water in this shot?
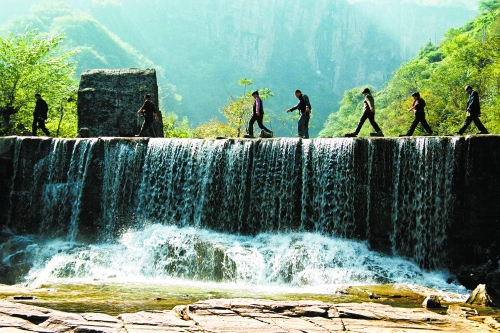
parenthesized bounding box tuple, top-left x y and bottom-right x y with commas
(22, 224, 466, 299)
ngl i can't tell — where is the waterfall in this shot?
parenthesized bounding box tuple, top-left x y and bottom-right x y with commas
(9, 138, 97, 241)
(100, 139, 147, 239)
(390, 138, 457, 268)
(6, 137, 461, 272)
(305, 138, 356, 237)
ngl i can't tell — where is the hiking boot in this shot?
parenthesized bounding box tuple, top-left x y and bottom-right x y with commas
(345, 132, 357, 137)
(399, 134, 410, 137)
(477, 131, 489, 135)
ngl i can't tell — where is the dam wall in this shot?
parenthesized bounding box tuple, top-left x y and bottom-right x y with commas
(0, 136, 499, 275)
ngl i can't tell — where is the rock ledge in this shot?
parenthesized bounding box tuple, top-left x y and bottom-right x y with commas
(1, 298, 499, 332)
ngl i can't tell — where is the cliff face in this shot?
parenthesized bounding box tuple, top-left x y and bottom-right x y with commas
(83, 0, 476, 128)
(0, 1, 477, 134)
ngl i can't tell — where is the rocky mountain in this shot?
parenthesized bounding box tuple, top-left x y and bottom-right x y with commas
(1, 0, 477, 136)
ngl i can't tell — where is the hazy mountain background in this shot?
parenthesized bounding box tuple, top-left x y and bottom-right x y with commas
(0, 0, 478, 136)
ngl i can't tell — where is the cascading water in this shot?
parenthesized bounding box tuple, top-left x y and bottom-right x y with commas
(303, 139, 357, 236)
(9, 138, 98, 241)
(100, 139, 147, 239)
(3, 136, 464, 294)
(390, 138, 458, 268)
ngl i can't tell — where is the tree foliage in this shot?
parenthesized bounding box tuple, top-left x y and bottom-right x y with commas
(0, 29, 78, 136)
(194, 80, 273, 138)
(320, 6, 500, 137)
(162, 112, 193, 138)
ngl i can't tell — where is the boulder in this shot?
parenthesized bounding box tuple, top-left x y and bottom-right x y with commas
(422, 295, 442, 308)
(78, 68, 163, 137)
(447, 305, 478, 318)
(76, 127, 91, 138)
(485, 268, 500, 300)
(466, 284, 496, 307)
(457, 270, 486, 290)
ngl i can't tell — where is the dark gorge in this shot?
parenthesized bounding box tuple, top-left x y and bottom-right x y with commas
(0, 136, 499, 290)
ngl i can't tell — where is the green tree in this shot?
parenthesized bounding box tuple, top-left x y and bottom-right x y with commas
(163, 112, 193, 138)
(53, 91, 78, 138)
(194, 81, 273, 138)
(238, 78, 252, 95)
(479, 0, 500, 12)
(320, 4, 500, 137)
(0, 29, 78, 136)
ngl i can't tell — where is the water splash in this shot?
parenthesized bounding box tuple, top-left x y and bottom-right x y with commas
(23, 224, 465, 296)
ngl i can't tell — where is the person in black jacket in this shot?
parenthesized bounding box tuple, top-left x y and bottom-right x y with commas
(136, 94, 159, 137)
(247, 91, 272, 137)
(32, 93, 50, 136)
(286, 90, 311, 138)
(456, 85, 489, 135)
(346, 88, 383, 137)
(400, 92, 433, 136)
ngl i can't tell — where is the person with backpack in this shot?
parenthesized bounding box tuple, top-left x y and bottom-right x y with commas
(400, 92, 433, 137)
(32, 93, 51, 136)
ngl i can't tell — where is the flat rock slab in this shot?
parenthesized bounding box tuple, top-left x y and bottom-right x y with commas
(0, 299, 498, 332)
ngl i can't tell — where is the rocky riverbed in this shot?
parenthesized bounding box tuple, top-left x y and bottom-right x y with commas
(1, 295, 499, 332)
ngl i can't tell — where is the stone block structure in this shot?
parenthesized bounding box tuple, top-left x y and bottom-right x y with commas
(78, 68, 163, 137)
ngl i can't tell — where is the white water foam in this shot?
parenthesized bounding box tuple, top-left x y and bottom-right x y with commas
(23, 224, 467, 299)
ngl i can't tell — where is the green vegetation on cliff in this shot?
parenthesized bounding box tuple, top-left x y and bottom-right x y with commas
(320, 1, 500, 137)
(0, 3, 183, 134)
(193, 80, 275, 138)
(0, 29, 78, 136)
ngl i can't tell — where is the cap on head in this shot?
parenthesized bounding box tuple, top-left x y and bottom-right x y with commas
(465, 85, 472, 91)
(361, 88, 371, 94)
(411, 92, 420, 98)
(295, 89, 302, 94)
(34, 93, 41, 97)
(252, 90, 259, 96)
(144, 94, 151, 99)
